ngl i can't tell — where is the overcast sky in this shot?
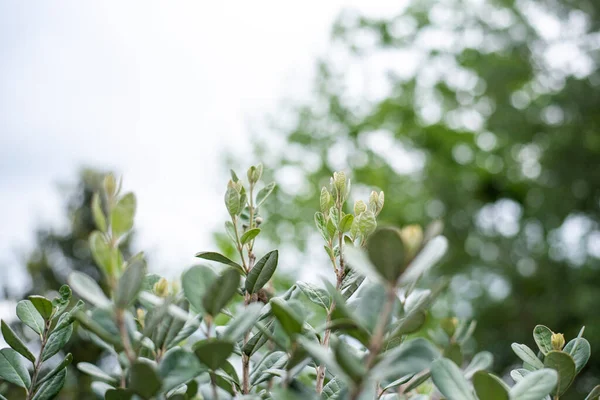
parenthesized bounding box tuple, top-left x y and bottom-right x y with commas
(0, 1, 407, 292)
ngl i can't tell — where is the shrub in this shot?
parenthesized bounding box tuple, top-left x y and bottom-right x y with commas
(0, 166, 597, 399)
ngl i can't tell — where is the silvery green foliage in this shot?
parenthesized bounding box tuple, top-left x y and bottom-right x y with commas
(1, 167, 594, 400)
(0, 285, 80, 399)
(430, 325, 593, 400)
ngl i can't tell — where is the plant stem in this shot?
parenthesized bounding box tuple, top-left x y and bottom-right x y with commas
(116, 308, 136, 365)
(27, 319, 52, 400)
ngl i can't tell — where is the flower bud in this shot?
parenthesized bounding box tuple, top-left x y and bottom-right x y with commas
(400, 225, 423, 255)
(104, 173, 117, 197)
(154, 277, 170, 298)
(354, 200, 367, 216)
(247, 163, 263, 184)
(368, 191, 379, 212)
(333, 171, 347, 200)
(320, 187, 332, 214)
(551, 333, 565, 350)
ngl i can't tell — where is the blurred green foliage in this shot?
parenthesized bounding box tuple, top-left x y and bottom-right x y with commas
(19, 169, 134, 399)
(245, 0, 600, 397)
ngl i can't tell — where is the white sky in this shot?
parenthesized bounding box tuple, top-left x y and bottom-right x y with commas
(0, 1, 406, 292)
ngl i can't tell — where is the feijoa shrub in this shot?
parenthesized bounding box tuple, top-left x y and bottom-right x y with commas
(0, 166, 596, 400)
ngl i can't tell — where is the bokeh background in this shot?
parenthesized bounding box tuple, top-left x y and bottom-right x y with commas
(1, 1, 599, 398)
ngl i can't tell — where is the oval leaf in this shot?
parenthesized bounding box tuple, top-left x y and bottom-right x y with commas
(195, 252, 243, 273)
(68, 272, 111, 308)
(0, 348, 31, 389)
(182, 265, 216, 313)
(42, 325, 73, 362)
(115, 257, 147, 308)
(111, 192, 136, 236)
(202, 268, 241, 317)
(16, 300, 45, 335)
(31, 368, 67, 400)
(1, 320, 35, 364)
(430, 358, 477, 400)
(564, 337, 591, 374)
(511, 343, 544, 369)
(366, 228, 406, 283)
(245, 250, 278, 294)
(533, 325, 554, 355)
(270, 298, 303, 337)
(129, 361, 161, 398)
(192, 338, 234, 370)
(544, 351, 576, 396)
(28, 296, 53, 320)
(77, 362, 117, 384)
(473, 371, 509, 400)
(509, 368, 558, 400)
(240, 228, 261, 245)
(159, 347, 206, 392)
(222, 303, 263, 341)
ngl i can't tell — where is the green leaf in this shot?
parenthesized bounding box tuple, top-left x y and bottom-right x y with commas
(68, 271, 111, 308)
(28, 296, 53, 320)
(533, 325, 554, 355)
(222, 303, 263, 341)
(297, 337, 346, 380)
(115, 256, 147, 308)
(585, 385, 600, 400)
(182, 265, 216, 313)
(42, 325, 73, 361)
(31, 368, 67, 400)
(399, 235, 448, 285)
(16, 300, 45, 335)
(37, 353, 72, 387)
(366, 228, 406, 283)
(338, 214, 354, 233)
(91, 193, 107, 232)
(332, 337, 365, 383)
(511, 343, 544, 369)
(509, 369, 558, 400)
(256, 182, 276, 207)
(111, 192, 136, 236)
(344, 245, 386, 284)
(315, 212, 330, 241)
(510, 368, 530, 383)
(270, 298, 303, 337)
(129, 361, 161, 399)
(430, 358, 477, 400)
(77, 362, 117, 384)
(51, 285, 72, 319)
(0, 348, 31, 389)
(564, 337, 591, 373)
(353, 282, 388, 334)
(245, 250, 278, 294)
(322, 377, 343, 400)
(89, 231, 114, 275)
(195, 252, 244, 273)
(240, 228, 261, 245)
(192, 338, 234, 370)
(473, 371, 509, 400)
(202, 268, 241, 316)
(371, 338, 440, 381)
(159, 347, 206, 392)
(1, 320, 35, 363)
(250, 351, 287, 386)
(224, 184, 241, 216)
(243, 321, 274, 357)
(296, 281, 331, 310)
(544, 351, 576, 396)
(464, 351, 494, 379)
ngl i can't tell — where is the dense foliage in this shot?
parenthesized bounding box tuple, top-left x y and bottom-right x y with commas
(1, 167, 597, 399)
(245, 1, 600, 396)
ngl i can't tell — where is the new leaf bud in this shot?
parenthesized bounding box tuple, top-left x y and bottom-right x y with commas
(551, 333, 565, 350)
(354, 200, 367, 216)
(400, 225, 423, 255)
(154, 277, 170, 298)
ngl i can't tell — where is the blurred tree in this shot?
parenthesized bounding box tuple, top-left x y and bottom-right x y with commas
(15, 168, 134, 399)
(244, 0, 600, 397)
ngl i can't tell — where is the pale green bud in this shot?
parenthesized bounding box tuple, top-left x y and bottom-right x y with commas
(320, 187, 332, 214)
(333, 171, 347, 200)
(104, 173, 117, 197)
(400, 225, 423, 255)
(153, 278, 169, 298)
(358, 211, 377, 237)
(354, 200, 367, 216)
(551, 333, 565, 350)
(247, 163, 263, 184)
(368, 191, 379, 212)
(225, 180, 241, 216)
